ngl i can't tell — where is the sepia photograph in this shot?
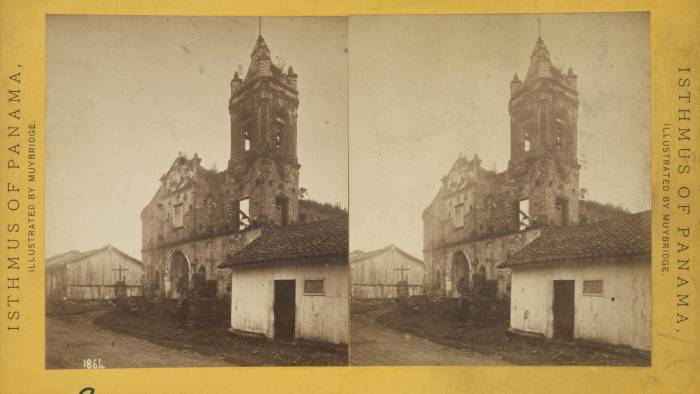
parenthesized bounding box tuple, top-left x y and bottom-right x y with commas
(4, 0, 700, 392)
(349, 13, 651, 366)
(45, 15, 349, 368)
(43, 11, 652, 371)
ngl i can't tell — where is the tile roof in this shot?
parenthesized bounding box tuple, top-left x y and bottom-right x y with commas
(500, 211, 650, 268)
(220, 216, 348, 268)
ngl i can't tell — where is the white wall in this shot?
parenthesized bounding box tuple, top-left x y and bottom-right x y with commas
(231, 260, 348, 344)
(509, 258, 650, 351)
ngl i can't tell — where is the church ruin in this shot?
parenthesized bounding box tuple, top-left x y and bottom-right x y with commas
(422, 34, 628, 298)
(141, 34, 344, 300)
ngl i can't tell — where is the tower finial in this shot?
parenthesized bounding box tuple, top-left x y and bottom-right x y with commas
(538, 17, 541, 38)
(259, 16, 262, 37)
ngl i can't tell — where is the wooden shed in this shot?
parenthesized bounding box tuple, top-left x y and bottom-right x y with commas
(46, 245, 144, 301)
(351, 245, 425, 299)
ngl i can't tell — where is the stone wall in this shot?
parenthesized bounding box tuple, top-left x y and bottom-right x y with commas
(140, 155, 229, 253)
(422, 157, 514, 253)
(505, 155, 580, 227)
(423, 229, 541, 298)
(225, 155, 300, 228)
(422, 38, 583, 299)
(139, 34, 351, 302)
(142, 228, 261, 299)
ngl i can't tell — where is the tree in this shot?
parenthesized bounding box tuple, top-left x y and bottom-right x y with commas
(579, 187, 588, 200)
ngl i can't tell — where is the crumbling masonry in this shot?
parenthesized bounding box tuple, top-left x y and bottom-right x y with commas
(422, 36, 626, 298)
(141, 35, 342, 299)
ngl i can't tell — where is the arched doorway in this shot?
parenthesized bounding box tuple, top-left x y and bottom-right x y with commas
(451, 251, 470, 297)
(169, 251, 190, 299)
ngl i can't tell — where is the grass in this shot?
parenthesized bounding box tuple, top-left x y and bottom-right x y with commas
(375, 299, 650, 366)
(94, 309, 348, 366)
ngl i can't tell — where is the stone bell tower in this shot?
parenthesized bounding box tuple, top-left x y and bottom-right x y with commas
(225, 34, 301, 229)
(506, 34, 580, 228)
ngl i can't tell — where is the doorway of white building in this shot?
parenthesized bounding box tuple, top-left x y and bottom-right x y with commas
(552, 280, 575, 339)
(273, 280, 296, 339)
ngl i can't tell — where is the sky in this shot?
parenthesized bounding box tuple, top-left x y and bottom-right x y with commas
(349, 13, 650, 257)
(46, 16, 348, 258)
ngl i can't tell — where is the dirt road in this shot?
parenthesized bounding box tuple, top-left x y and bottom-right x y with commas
(46, 310, 234, 369)
(350, 306, 509, 366)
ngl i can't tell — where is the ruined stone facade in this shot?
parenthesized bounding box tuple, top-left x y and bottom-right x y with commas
(226, 35, 301, 229)
(141, 35, 342, 299)
(423, 36, 582, 298)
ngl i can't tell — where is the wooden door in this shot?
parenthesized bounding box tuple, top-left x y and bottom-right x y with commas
(273, 280, 296, 339)
(552, 280, 575, 339)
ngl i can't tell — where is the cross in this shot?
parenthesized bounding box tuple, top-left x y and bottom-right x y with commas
(112, 265, 128, 282)
(394, 265, 410, 281)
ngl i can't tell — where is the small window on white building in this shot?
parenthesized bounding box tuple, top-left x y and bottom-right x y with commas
(453, 203, 465, 228)
(583, 280, 604, 296)
(304, 279, 325, 296)
(173, 203, 184, 228)
(516, 198, 530, 230)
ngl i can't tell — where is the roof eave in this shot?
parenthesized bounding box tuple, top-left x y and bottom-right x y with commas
(220, 254, 347, 269)
(500, 252, 651, 269)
